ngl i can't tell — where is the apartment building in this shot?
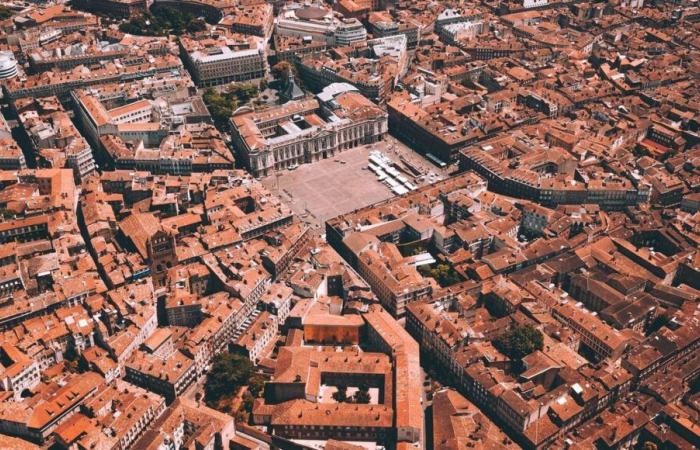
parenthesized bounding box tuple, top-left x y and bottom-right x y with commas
(458, 145, 652, 210)
(125, 349, 197, 402)
(297, 36, 406, 105)
(260, 284, 294, 325)
(363, 306, 423, 443)
(231, 311, 278, 363)
(54, 381, 167, 450)
(0, 138, 26, 170)
(435, 8, 484, 45)
(73, 87, 231, 175)
(221, 2, 274, 38)
(272, 35, 327, 64)
(15, 96, 96, 183)
(3, 55, 183, 100)
(368, 11, 421, 49)
(0, 52, 18, 80)
(27, 46, 130, 74)
(355, 242, 433, 318)
(0, 345, 40, 401)
(550, 301, 631, 361)
(14, 5, 100, 32)
(72, 0, 152, 18)
(0, 373, 103, 444)
(180, 29, 266, 87)
(254, 346, 394, 443)
(259, 222, 312, 279)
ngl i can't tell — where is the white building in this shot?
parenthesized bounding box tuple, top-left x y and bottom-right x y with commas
(232, 83, 388, 177)
(275, 4, 366, 47)
(369, 34, 409, 78)
(64, 138, 97, 185)
(0, 52, 18, 79)
(334, 19, 368, 46)
(0, 345, 41, 400)
(435, 9, 484, 45)
(522, 0, 548, 8)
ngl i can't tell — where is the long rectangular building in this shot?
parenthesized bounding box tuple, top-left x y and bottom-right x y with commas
(3, 55, 183, 100)
(231, 83, 387, 177)
(179, 29, 266, 87)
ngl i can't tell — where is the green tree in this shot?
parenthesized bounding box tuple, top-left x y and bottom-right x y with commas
(118, 5, 206, 36)
(236, 391, 255, 422)
(242, 391, 255, 412)
(410, 245, 427, 256)
(248, 374, 266, 398)
(332, 385, 348, 403)
(493, 325, 544, 360)
(203, 88, 236, 127)
(204, 353, 253, 406)
(0, 5, 14, 20)
(483, 293, 512, 318)
(271, 61, 293, 79)
(228, 83, 259, 104)
(353, 384, 371, 404)
(186, 18, 207, 33)
(203, 84, 259, 128)
(421, 263, 463, 287)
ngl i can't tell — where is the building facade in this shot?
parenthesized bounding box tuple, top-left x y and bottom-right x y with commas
(180, 31, 267, 87)
(231, 83, 387, 177)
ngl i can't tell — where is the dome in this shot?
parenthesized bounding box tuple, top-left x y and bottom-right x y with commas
(295, 6, 329, 20)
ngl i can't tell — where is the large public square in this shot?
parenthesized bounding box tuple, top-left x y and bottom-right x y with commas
(261, 136, 452, 227)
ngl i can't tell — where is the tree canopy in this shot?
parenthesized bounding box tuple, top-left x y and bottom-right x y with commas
(493, 325, 544, 360)
(419, 263, 463, 287)
(353, 384, 371, 404)
(271, 61, 294, 79)
(483, 293, 512, 318)
(119, 5, 206, 36)
(0, 5, 13, 20)
(204, 353, 253, 407)
(202, 84, 259, 128)
(332, 385, 348, 403)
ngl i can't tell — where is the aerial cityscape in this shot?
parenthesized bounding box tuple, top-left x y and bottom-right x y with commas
(0, 0, 698, 449)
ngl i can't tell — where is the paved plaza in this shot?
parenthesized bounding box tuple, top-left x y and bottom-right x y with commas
(261, 136, 454, 227)
(262, 145, 393, 227)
